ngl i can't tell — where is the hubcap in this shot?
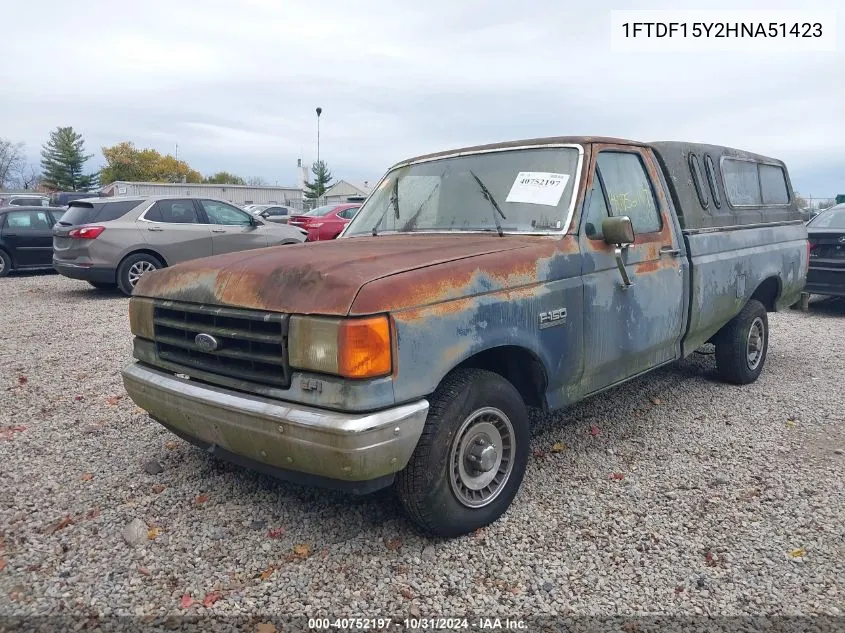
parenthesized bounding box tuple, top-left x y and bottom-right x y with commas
(449, 407, 515, 509)
(128, 260, 157, 287)
(746, 316, 765, 370)
(0, 256, 5, 274)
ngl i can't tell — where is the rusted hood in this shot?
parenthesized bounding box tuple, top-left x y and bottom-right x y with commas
(133, 234, 545, 315)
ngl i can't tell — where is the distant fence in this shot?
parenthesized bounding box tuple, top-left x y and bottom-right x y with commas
(798, 196, 838, 210)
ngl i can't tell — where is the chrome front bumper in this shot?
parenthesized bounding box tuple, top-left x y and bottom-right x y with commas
(121, 362, 429, 490)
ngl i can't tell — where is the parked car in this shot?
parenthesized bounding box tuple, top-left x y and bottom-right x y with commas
(0, 194, 50, 207)
(805, 203, 845, 298)
(49, 191, 102, 208)
(52, 196, 306, 295)
(288, 203, 361, 240)
(0, 206, 67, 277)
(248, 204, 295, 224)
(122, 136, 806, 536)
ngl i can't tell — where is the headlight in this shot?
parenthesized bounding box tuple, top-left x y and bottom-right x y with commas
(129, 297, 155, 340)
(288, 315, 392, 379)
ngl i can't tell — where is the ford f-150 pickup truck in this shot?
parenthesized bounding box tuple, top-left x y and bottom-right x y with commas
(122, 136, 808, 536)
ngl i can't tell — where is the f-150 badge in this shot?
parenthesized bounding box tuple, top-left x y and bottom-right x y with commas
(539, 308, 567, 329)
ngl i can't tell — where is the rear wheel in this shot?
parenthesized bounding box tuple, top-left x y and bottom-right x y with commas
(0, 249, 11, 278)
(117, 253, 163, 296)
(715, 299, 769, 385)
(396, 368, 529, 537)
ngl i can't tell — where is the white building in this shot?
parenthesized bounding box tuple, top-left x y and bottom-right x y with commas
(321, 180, 373, 205)
(100, 181, 305, 208)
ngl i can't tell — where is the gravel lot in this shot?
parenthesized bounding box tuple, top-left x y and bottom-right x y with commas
(1, 272, 843, 622)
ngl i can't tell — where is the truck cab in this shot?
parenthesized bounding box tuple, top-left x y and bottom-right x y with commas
(122, 136, 807, 537)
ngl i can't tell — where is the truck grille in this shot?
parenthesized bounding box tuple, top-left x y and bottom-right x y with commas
(152, 301, 290, 388)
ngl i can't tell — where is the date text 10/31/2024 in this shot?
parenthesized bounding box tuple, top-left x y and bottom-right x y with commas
(307, 618, 528, 630)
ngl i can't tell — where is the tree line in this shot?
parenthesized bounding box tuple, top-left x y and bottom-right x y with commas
(1, 126, 334, 197)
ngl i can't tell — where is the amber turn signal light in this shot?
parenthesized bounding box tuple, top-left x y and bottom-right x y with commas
(338, 316, 392, 379)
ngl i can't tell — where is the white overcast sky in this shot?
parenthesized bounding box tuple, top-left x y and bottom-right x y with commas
(2, 0, 843, 197)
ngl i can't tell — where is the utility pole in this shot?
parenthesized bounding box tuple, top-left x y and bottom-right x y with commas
(175, 143, 178, 161)
(316, 107, 322, 202)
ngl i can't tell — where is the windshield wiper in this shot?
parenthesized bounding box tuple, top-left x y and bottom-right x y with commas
(372, 178, 400, 236)
(468, 170, 506, 237)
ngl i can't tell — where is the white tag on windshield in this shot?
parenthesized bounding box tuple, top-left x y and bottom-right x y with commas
(505, 172, 570, 206)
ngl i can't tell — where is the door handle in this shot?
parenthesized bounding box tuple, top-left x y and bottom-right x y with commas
(660, 245, 681, 257)
(211, 229, 226, 233)
(147, 226, 164, 232)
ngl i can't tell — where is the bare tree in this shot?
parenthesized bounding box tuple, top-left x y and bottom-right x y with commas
(246, 175, 268, 186)
(18, 164, 41, 190)
(0, 138, 26, 189)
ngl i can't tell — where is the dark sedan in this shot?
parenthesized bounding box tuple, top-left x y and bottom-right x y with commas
(0, 206, 66, 277)
(806, 203, 845, 298)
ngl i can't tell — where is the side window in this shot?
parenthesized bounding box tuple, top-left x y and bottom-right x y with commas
(596, 152, 661, 234)
(49, 209, 66, 223)
(722, 158, 761, 206)
(147, 200, 200, 224)
(703, 154, 722, 209)
(201, 200, 252, 225)
(759, 164, 789, 204)
(95, 200, 143, 222)
(5, 210, 52, 230)
(582, 177, 609, 240)
(688, 154, 710, 209)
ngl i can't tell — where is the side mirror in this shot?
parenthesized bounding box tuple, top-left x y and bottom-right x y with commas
(251, 217, 264, 227)
(601, 216, 635, 288)
(259, 211, 269, 218)
(601, 216, 635, 246)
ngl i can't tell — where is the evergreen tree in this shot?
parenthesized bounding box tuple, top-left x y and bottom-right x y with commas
(40, 127, 98, 191)
(303, 160, 334, 200)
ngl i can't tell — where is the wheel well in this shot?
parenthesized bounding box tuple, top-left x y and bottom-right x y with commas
(750, 277, 780, 311)
(119, 249, 168, 270)
(456, 346, 548, 410)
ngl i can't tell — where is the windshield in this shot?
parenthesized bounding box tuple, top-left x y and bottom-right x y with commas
(343, 147, 580, 236)
(305, 205, 339, 217)
(809, 206, 845, 229)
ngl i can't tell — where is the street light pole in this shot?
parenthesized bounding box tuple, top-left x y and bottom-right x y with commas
(316, 107, 322, 203)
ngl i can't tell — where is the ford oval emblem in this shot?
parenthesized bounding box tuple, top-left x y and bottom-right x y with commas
(194, 333, 220, 352)
(839, 236, 845, 244)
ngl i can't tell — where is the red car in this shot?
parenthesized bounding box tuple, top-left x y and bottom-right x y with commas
(289, 203, 361, 241)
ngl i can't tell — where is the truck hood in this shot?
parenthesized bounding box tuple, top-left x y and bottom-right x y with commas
(133, 234, 549, 315)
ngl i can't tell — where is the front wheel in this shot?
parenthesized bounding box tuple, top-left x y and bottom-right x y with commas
(396, 368, 529, 537)
(715, 299, 769, 385)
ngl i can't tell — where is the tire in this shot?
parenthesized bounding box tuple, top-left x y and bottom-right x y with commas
(117, 253, 163, 296)
(0, 249, 11, 278)
(396, 368, 529, 537)
(87, 281, 116, 290)
(715, 299, 769, 385)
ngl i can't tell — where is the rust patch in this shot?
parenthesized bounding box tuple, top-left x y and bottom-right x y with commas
(351, 238, 562, 314)
(635, 260, 661, 274)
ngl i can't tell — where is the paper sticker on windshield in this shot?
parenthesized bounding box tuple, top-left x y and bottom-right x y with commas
(505, 172, 570, 206)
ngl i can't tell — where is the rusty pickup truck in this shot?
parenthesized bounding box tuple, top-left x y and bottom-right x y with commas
(122, 136, 808, 536)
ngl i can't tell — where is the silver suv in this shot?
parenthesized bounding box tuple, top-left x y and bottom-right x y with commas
(53, 196, 307, 295)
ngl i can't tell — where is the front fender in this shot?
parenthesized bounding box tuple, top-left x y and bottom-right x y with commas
(390, 279, 584, 405)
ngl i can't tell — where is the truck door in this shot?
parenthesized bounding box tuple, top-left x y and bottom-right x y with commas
(578, 145, 687, 395)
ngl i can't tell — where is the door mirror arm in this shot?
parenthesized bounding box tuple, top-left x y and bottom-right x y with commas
(602, 216, 636, 289)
